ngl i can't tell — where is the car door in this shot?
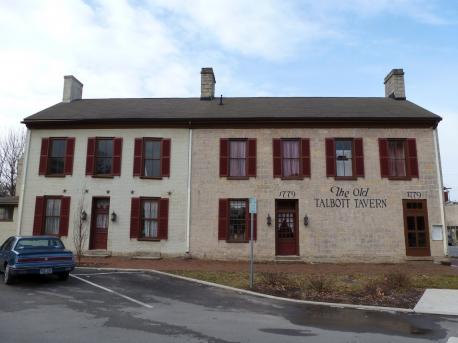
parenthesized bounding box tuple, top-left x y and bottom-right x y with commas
(0, 237, 14, 271)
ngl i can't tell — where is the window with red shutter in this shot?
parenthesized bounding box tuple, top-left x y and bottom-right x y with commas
(301, 138, 311, 177)
(64, 138, 75, 175)
(39, 138, 49, 175)
(130, 198, 141, 239)
(113, 138, 123, 176)
(220, 139, 229, 177)
(161, 139, 171, 177)
(218, 199, 228, 240)
(325, 138, 336, 177)
(406, 139, 419, 178)
(247, 139, 257, 177)
(157, 198, 169, 240)
(354, 138, 364, 177)
(133, 138, 143, 177)
(33, 196, 45, 235)
(59, 197, 71, 236)
(273, 139, 282, 177)
(379, 138, 390, 177)
(86, 137, 96, 175)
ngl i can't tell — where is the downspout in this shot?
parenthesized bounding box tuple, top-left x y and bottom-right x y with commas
(186, 126, 193, 254)
(433, 127, 447, 256)
(17, 129, 31, 235)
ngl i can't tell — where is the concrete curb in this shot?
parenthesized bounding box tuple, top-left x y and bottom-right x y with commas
(75, 266, 414, 314)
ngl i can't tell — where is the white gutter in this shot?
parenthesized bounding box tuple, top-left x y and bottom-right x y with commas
(17, 129, 31, 235)
(433, 127, 447, 255)
(185, 127, 193, 253)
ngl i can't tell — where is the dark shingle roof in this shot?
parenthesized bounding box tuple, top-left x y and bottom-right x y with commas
(23, 97, 441, 125)
(0, 196, 19, 206)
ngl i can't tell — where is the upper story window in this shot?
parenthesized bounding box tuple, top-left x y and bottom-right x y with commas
(273, 138, 310, 179)
(39, 137, 75, 176)
(86, 137, 122, 177)
(379, 138, 418, 179)
(133, 138, 170, 178)
(144, 140, 161, 177)
(96, 138, 114, 175)
(335, 139, 353, 177)
(325, 138, 364, 179)
(0, 206, 14, 221)
(220, 139, 256, 178)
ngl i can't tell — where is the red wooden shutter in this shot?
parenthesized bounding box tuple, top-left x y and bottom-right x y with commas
(218, 199, 228, 240)
(130, 198, 141, 239)
(59, 197, 70, 236)
(354, 138, 364, 177)
(158, 198, 169, 240)
(325, 138, 336, 177)
(85, 138, 96, 175)
(378, 139, 389, 178)
(33, 196, 45, 235)
(220, 139, 229, 177)
(161, 138, 171, 177)
(113, 138, 123, 176)
(301, 138, 311, 177)
(39, 138, 49, 175)
(444, 191, 449, 202)
(407, 138, 419, 178)
(64, 137, 75, 175)
(133, 138, 143, 177)
(247, 139, 256, 177)
(273, 139, 282, 177)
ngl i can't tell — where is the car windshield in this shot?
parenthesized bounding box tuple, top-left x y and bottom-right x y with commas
(15, 238, 65, 250)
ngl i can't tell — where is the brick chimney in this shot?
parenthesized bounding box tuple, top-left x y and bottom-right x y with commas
(63, 75, 83, 102)
(200, 67, 215, 100)
(384, 69, 406, 100)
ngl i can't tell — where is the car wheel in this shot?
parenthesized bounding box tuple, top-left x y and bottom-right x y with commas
(3, 264, 14, 285)
(57, 272, 69, 281)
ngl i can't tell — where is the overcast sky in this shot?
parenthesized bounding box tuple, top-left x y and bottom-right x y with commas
(0, 0, 457, 198)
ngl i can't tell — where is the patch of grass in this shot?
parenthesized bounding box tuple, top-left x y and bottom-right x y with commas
(305, 275, 334, 293)
(412, 275, 458, 289)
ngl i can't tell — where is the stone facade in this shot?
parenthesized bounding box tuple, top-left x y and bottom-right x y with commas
(189, 127, 445, 262)
(19, 128, 190, 256)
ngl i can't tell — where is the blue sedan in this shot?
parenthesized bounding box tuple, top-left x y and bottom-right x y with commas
(0, 236, 75, 285)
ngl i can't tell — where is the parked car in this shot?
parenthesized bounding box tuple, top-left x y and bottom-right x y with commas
(0, 236, 75, 285)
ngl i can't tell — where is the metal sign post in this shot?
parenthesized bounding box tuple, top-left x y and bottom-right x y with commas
(249, 198, 256, 289)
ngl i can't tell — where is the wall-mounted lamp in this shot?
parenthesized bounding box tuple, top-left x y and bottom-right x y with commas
(304, 215, 309, 226)
(111, 211, 117, 222)
(81, 210, 87, 221)
(267, 214, 272, 226)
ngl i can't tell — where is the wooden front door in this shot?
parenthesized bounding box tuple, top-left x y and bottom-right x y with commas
(275, 199, 299, 256)
(403, 199, 431, 257)
(89, 197, 110, 250)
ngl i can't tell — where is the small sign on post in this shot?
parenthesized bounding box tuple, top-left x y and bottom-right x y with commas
(249, 197, 256, 289)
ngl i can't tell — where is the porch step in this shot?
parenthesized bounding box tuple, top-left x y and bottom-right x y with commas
(405, 256, 433, 262)
(131, 252, 162, 260)
(275, 256, 302, 263)
(83, 250, 112, 258)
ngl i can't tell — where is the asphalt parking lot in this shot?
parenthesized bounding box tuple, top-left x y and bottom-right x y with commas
(0, 268, 457, 343)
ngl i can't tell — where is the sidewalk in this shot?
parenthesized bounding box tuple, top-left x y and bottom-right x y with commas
(414, 289, 458, 315)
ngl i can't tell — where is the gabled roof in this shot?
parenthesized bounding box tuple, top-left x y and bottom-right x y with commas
(23, 97, 441, 127)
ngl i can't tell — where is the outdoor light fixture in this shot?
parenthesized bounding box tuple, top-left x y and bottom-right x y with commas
(304, 215, 309, 226)
(80, 210, 87, 221)
(266, 214, 272, 226)
(111, 211, 117, 222)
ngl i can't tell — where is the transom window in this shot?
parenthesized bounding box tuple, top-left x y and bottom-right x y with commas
(48, 138, 66, 175)
(141, 199, 158, 238)
(144, 140, 161, 177)
(228, 200, 247, 241)
(388, 140, 407, 177)
(45, 198, 61, 235)
(335, 139, 353, 177)
(229, 140, 247, 177)
(282, 140, 300, 177)
(0, 206, 13, 221)
(95, 139, 114, 175)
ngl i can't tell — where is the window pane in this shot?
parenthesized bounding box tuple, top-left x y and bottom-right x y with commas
(96, 214, 108, 229)
(46, 199, 61, 216)
(388, 141, 406, 177)
(281, 140, 300, 177)
(50, 139, 66, 157)
(407, 216, 416, 231)
(228, 200, 246, 241)
(144, 141, 161, 159)
(96, 139, 113, 157)
(416, 216, 425, 232)
(96, 157, 113, 174)
(282, 141, 299, 158)
(144, 160, 161, 177)
(0, 207, 13, 221)
(143, 220, 158, 238)
(336, 139, 353, 177)
(143, 200, 158, 219)
(49, 157, 64, 174)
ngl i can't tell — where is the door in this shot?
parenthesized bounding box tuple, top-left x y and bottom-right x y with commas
(403, 199, 431, 257)
(275, 199, 299, 256)
(89, 198, 110, 250)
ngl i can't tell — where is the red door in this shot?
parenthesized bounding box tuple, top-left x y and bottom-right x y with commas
(403, 199, 431, 257)
(275, 199, 299, 256)
(90, 198, 110, 250)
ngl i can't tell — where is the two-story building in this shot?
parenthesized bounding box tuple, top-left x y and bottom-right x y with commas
(18, 68, 447, 262)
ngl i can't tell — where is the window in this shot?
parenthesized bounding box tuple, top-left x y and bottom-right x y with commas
(44, 198, 61, 235)
(388, 140, 407, 177)
(0, 206, 13, 221)
(229, 140, 247, 177)
(335, 139, 353, 177)
(95, 138, 114, 175)
(228, 200, 247, 241)
(281, 140, 300, 177)
(47, 139, 66, 174)
(141, 199, 159, 238)
(144, 140, 161, 177)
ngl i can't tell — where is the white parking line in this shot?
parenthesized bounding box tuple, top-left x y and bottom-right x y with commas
(70, 274, 153, 309)
(447, 337, 458, 343)
(72, 271, 144, 276)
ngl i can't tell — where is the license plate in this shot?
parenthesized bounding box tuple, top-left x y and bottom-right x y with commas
(40, 268, 53, 275)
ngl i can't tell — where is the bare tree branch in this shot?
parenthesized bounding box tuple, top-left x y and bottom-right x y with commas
(73, 187, 89, 263)
(0, 129, 25, 196)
